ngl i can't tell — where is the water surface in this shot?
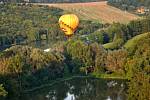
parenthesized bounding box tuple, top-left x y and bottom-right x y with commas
(22, 77, 127, 100)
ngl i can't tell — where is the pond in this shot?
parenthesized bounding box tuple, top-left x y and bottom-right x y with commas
(21, 77, 127, 100)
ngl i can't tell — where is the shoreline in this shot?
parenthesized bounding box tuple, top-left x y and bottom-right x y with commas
(23, 75, 126, 93)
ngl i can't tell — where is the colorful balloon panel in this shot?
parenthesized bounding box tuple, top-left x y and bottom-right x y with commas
(59, 14, 79, 36)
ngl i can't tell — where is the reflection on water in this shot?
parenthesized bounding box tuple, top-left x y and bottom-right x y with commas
(64, 92, 75, 100)
(22, 78, 127, 100)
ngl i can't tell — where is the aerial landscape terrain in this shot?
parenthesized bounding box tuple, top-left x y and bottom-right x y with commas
(0, 0, 150, 100)
(35, 1, 139, 23)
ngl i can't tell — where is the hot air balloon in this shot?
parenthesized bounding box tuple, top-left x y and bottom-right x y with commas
(59, 14, 79, 37)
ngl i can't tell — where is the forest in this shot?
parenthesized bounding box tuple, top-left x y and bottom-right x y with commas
(108, 0, 150, 8)
(108, 0, 150, 15)
(0, 3, 150, 100)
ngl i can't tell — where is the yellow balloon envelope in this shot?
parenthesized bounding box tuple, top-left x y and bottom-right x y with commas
(59, 14, 79, 36)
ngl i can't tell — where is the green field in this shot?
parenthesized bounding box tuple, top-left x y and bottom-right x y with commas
(124, 32, 150, 50)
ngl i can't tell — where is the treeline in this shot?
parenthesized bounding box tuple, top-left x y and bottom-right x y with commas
(108, 0, 150, 12)
(125, 33, 150, 100)
(80, 17, 150, 49)
(0, 3, 150, 100)
(65, 40, 127, 74)
(0, 32, 150, 99)
(0, 4, 102, 48)
(0, 4, 64, 46)
(0, 42, 126, 99)
(108, 0, 150, 7)
(0, 46, 65, 99)
(60, 34, 150, 100)
(3, 3, 148, 50)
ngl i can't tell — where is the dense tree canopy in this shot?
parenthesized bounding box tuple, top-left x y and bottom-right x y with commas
(0, 4, 103, 49)
(125, 34, 150, 100)
(0, 3, 150, 100)
(108, 0, 150, 9)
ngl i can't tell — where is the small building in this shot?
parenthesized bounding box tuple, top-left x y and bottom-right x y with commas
(137, 6, 145, 14)
(136, 6, 149, 14)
